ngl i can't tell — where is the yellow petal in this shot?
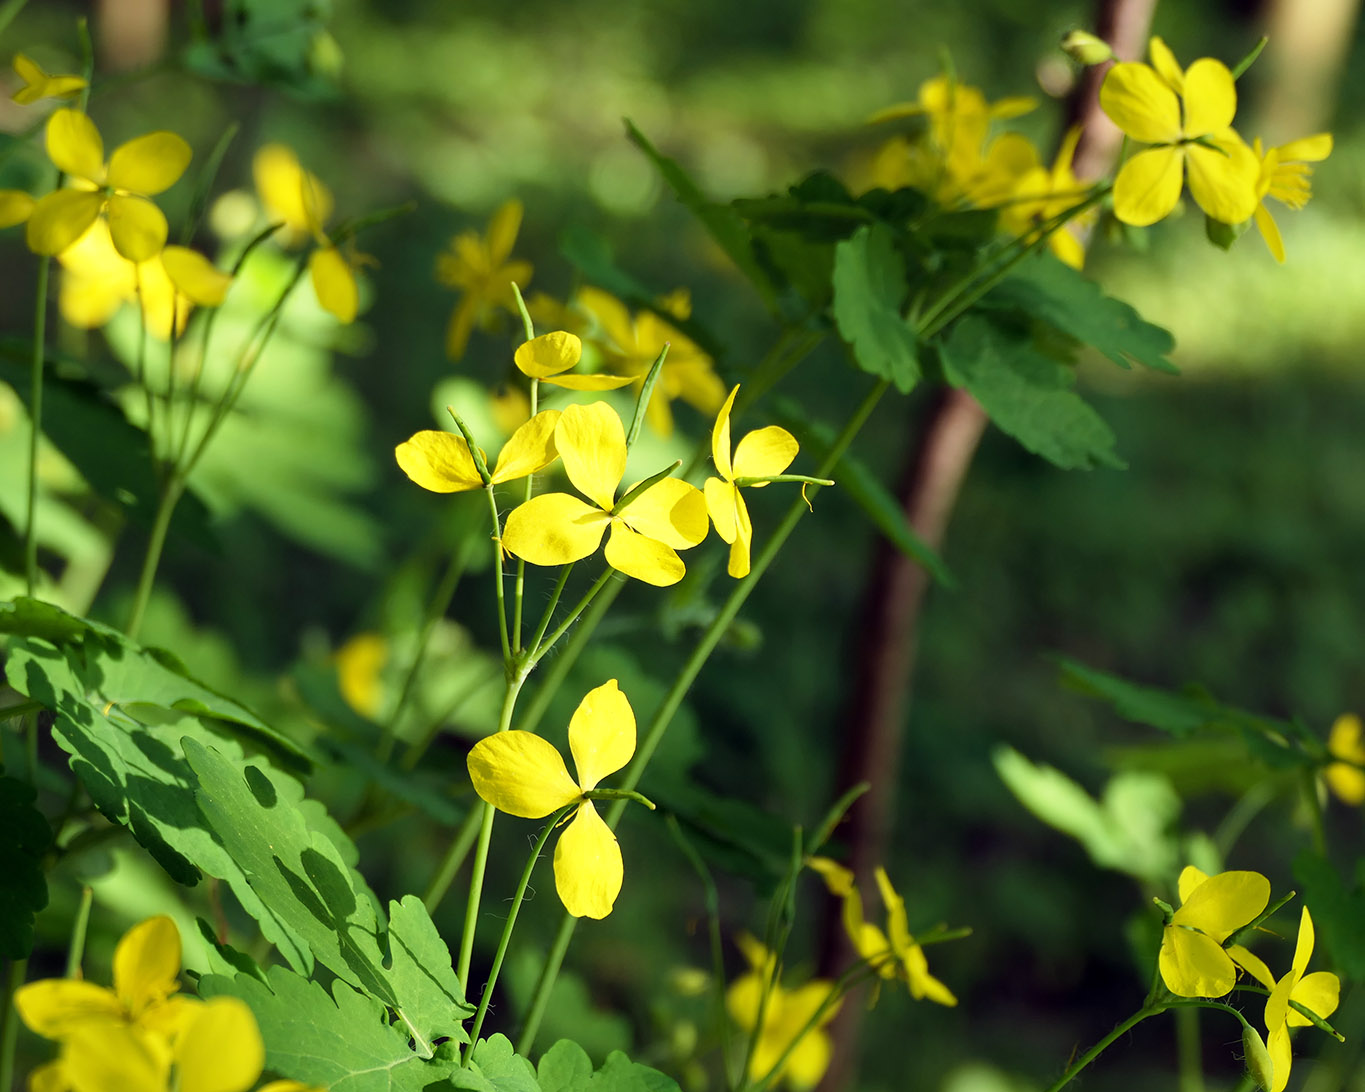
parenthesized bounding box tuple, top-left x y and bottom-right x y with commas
(14, 979, 122, 1038)
(514, 330, 581, 378)
(725, 970, 763, 1030)
(903, 944, 957, 1006)
(1329, 714, 1365, 761)
(1177, 865, 1211, 904)
(1174, 869, 1269, 942)
(1290, 907, 1315, 976)
(1159, 926, 1238, 997)
(604, 521, 686, 586)
(107, 131, 192, 196)
(1182, 59, 1237, 136)
(555, 402, 626, 512)
(26, 189, 102, 255)
(174, 997, 264, 1092)
(577, 286, 635, 351)
(395, 430, 483, 493)
(732, 425, 799, 481)
(617, 477, 709, 549)
(107, 193, 168, 262)
(874, 868, 912, 954)
(61, 1024, 166, 1092)
(114, 915, 181, 1013)
(502, 492, 610, 566)
(1277, 133, 1333, 163)
(725, 493, 753, 579)
(1325, 760, 1365, 804)
(161, 246, 230, 306)
(1147, 37, 1184, 93)
(309, 245, 358, 323)
(445, 295, 478, 360)
(567, 679, 635, 791)
(1267, 1022, 1292, 1092)
(807, 856, 854, 897)
(46, 109, 104, 182)
(1099, 63, 1181, 145)
(1266, 969, 1297, 1043)
(1288, 970, 1340, 1028)
(1228, 944, 1276, 990)
(485, 198, 523, 265)
(0, 189, 35, 228)
(539, 373, 636, 391)
(253, 144, 331, 241)
(712, 385, 738, 481)
(27, 1060, 70, 1092)
(489, 409, 562, 484)
(704, 478, 740, 545)
(1112, 146, 1184, 227)
(1185, 136, 1259, 224)
(554, 801, 623, 919)
(468, 730, 582, 817)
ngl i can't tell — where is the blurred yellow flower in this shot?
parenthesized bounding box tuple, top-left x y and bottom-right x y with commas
(1251, 133, 1332, 263)
(1158, 865, 1269, 997)
(27, 109, 191, 261)
(1000, 125, 1092, 269)
(1099, 39, 1258, 227)
(1324, 712, 1365, 805)
(501, 401, 708, 586)
(334, 632, 388, 718)
(467, 680, 635, 919)
(436, 198, 533, 359)
(11, 52, 86, 105)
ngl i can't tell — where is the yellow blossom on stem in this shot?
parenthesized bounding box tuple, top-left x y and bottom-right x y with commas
(726, 934, 840, 1090)
(1099, 39, 1259, 227)
(27, 109, 191, 261)
(1000, 125, 1092, 269)
(395, 408, 562, 494)
(577, 286, 726, 438)
(501, 401, 709, 587)
(1323, 712, 1365, 805)
(467, 680, 636, 919)
(1251, 133, 1332, 263)
(436, 198, 533, 359)
(1158, 865, 1269, 997)
(513, 330, 633, 391)
(11, 53, 87, 105)
(704, 385, 799, 579)
(1254, 908, 1341, 1092)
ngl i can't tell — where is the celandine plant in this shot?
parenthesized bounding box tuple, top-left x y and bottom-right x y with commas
(0, 8, 1350, 1092)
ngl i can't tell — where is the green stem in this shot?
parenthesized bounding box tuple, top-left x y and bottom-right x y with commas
(517, 378, 890, 1052)
(124, 474, 185, 641)
(64, 887, 94, 979)
(423, 804, 486, 914)
(1043, 1006, 1162, 1092)
(1301, 767, 1327, 855)
(527, 563, 573, 657)
(24, 255, 51, 596)
(0, 0, 31, 39)
(486, 487, 512, 663)
(746, 964, 868, 1092)
(1, 700, 44, 722)
(462, 804, 573, 1063)
(455, 674, 526, 988)
(528, 568, 617, 664)
(0, 958, 26, 1092)
(1175, 1005, 1205, 1092)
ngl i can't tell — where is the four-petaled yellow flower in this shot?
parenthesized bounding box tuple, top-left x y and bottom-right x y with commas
(27, 108, 192, 261)
(1099, 38, 1259, 227)
(396, 409, 561, 494)
(11, 53, 86, 105)
(1251, 133, 1333, 263)
(726, 934, 840, 1090)
(501, 401, 708, 587)
(704, 385, 798, 579)
(1324, 713, 1365, 805)
(514, 330, 633, 391)
(1158, 865, 1269, 997)
(467, 679, 636, 919)
(437, 198, 533, 360)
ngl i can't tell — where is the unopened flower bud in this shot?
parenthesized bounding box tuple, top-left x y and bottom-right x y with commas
(1061, 30, 1115, 66)
(1242, 1023, 1274, 1090)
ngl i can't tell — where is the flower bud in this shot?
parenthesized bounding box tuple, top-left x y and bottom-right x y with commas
(1061, 30, 1115, 66)
(1242, 1023, 1274, 1091)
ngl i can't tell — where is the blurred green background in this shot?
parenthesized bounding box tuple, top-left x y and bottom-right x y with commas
(4, 1, 1365, 1090)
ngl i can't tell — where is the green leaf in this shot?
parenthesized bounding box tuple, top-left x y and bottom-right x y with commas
(200, 965, 461, 1092)
(536, 1040, 680, 1092)
(831, 224, 920, 393)
(993, 746, 1179, 884)
(1293, 852, 1365, 983)
(775, 400, 953, 587)
(939, 316, 1124, 470)
(984, 254, 1178, 374)
(183, 0, 340, 99)
(472, 1036, 542, 1092)
(0, 776, 51, 958)
(385, 895, 472, 1053)
(625, 121, 777, 311)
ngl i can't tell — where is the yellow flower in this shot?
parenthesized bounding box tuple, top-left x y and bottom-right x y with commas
(1251, 133, 1332, 263)
(1158, 865, 1269, 997)
(514, 330, 633, 391)
(395, 409, 561, 493)
(501, 401, 709, 587)
(1000, 125, 1092, 269)
(1099, 39, 1259, 227)
(436, 198, 533, 360)
(27, 109, 191, 261)
(726, 934, 840, 1090)
(577, 286, 726, 438)
(1257, 908, 1341, 1092)
(1324, 713, 1365, 805)
(11, 53, 86, 105)
(0, 188, 36, 228)
(334, 632, 388, 718)
(466, 680, 635, 919)
(703, 385, 798, 579)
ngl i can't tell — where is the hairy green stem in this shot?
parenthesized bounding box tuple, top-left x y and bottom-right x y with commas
(463, 804, 573, 1063)
(529, 568, 617, 663)
(1043, 1007, 1161, 1092)
(517, 378, 890, 1052)
(486, 487, 512, 663)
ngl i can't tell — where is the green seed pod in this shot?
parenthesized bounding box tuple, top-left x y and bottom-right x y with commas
(1243, 1023, 1274, 1091)
(1061, 30, 1115, 66)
